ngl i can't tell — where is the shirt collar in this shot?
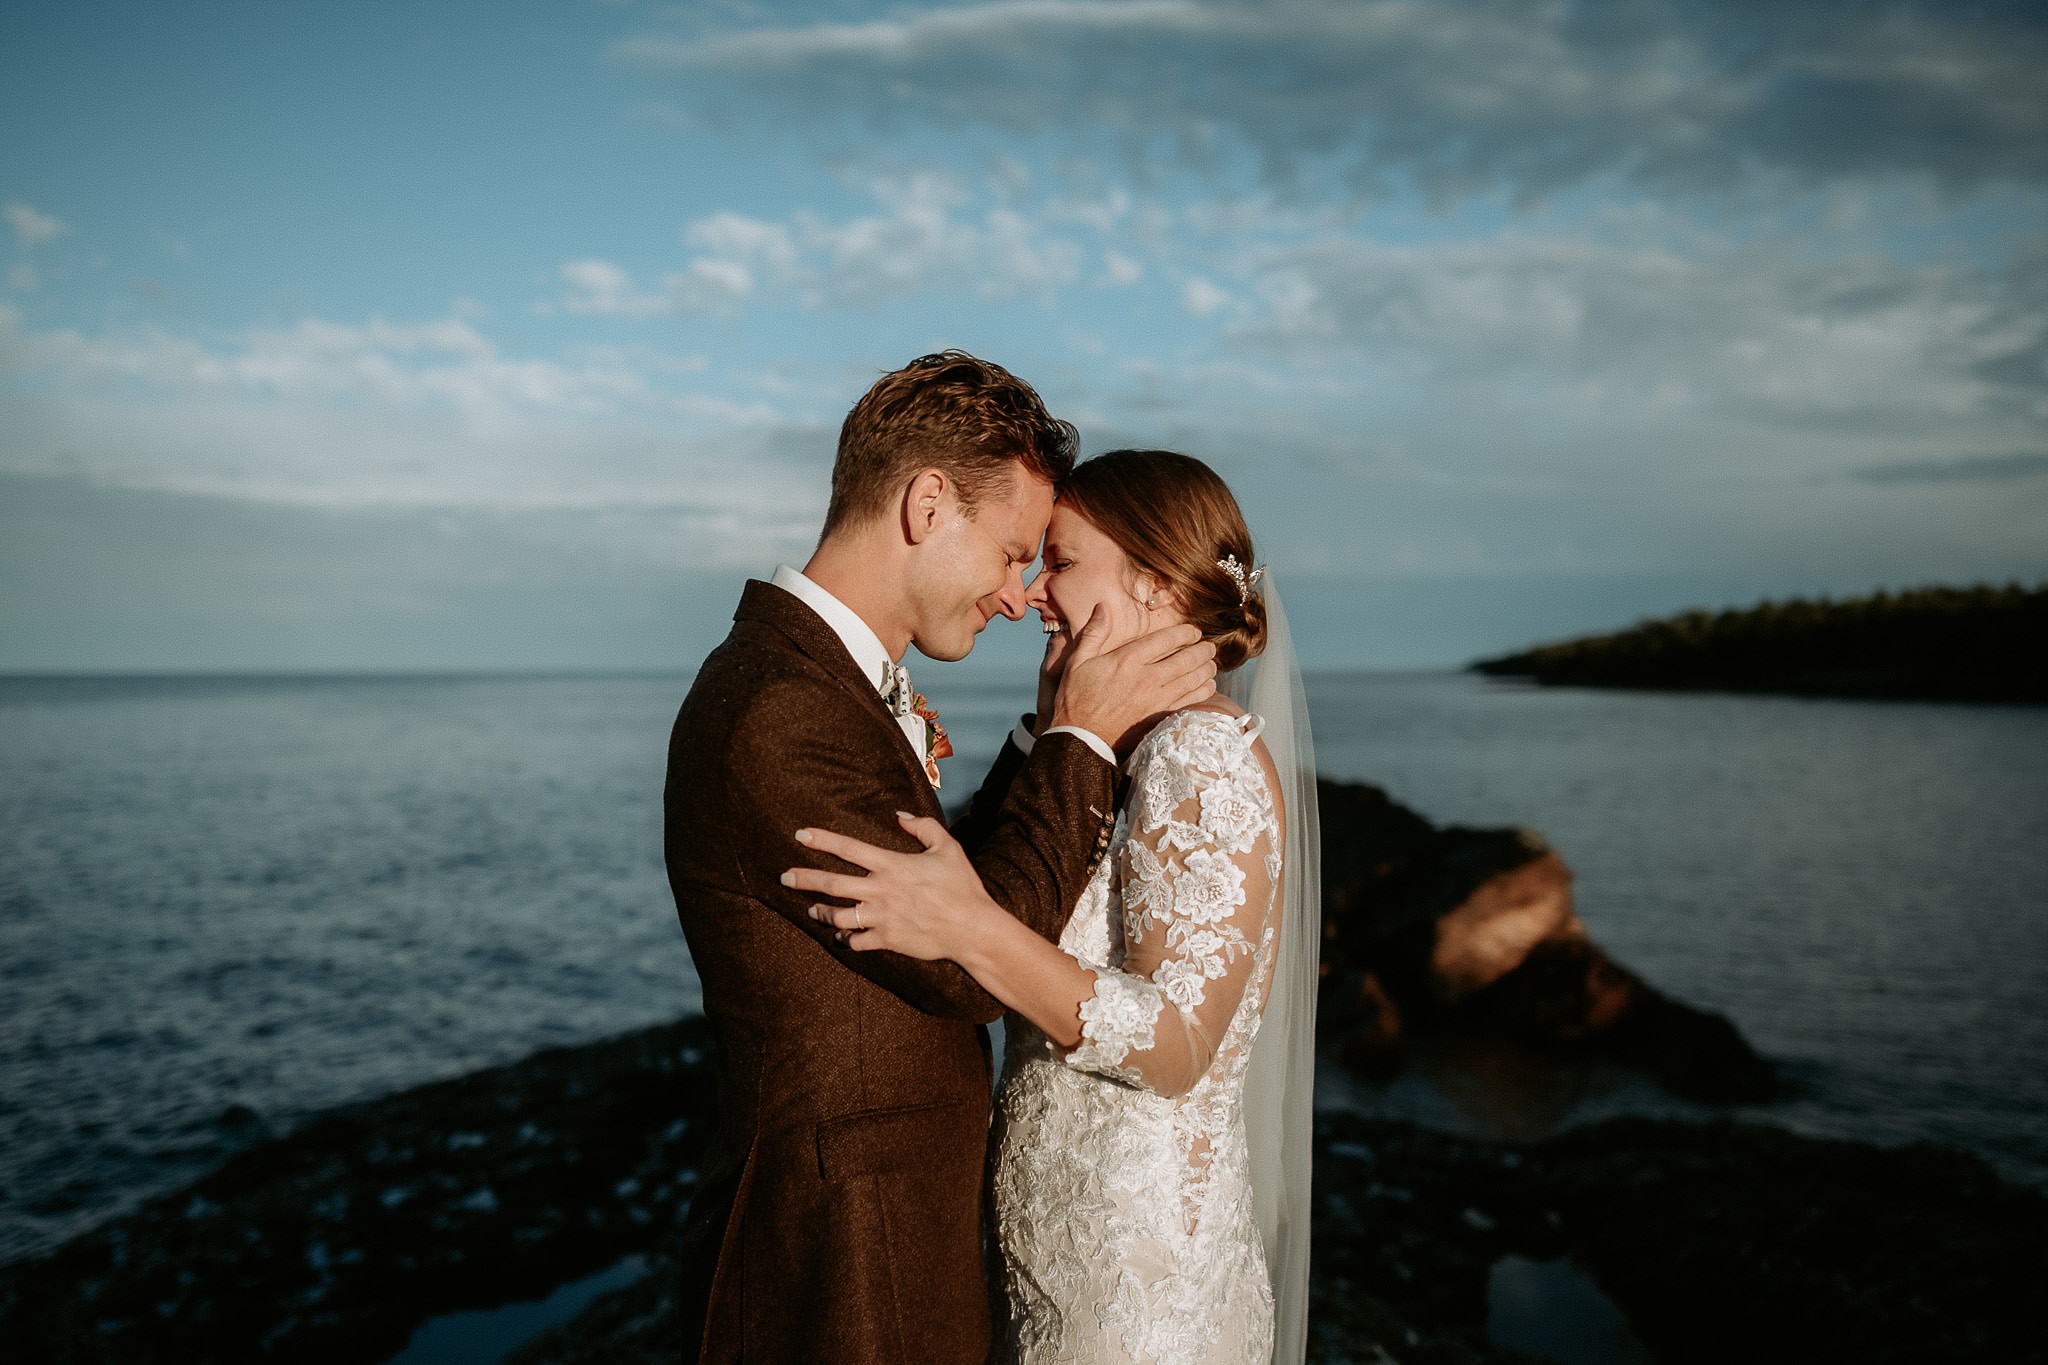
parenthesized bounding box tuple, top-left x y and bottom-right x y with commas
(769, 564, 899, 698)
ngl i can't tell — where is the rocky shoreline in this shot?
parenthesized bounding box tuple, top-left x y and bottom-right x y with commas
(1302, 1114, 2047, 1364)
(5, 779, 2042, 1362)
(507, 1105, 2048, 1365)
(1313, 780, 1779, 1107)
(2, 1011, 2044, 1364)
(0, 1018, 721, 1364)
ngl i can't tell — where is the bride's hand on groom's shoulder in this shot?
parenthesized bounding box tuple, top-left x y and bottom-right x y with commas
(1050, 607, 1218, 756)
(784, 814, 991, 960)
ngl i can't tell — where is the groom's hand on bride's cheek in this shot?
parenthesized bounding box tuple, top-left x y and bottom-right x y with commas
(1050, 619, 1218, 756)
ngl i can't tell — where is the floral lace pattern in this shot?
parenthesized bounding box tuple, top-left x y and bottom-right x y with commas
(993, 709, 1281, 1364)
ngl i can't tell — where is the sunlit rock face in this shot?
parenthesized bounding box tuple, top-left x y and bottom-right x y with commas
(1313, 778, 1776, 1103)
(1429, 849, 1577, 1004)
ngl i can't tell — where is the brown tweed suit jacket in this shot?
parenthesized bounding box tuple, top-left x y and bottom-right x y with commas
(665, 580, 1118, 1364)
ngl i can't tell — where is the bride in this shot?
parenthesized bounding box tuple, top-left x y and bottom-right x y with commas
(790, 449, 1319, 1365)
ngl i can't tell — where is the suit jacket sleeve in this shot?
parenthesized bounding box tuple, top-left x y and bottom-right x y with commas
(722, 687, 1116, 1023)
(719, 682, 1016, 1022)
(955, 730, 1119, 945)
(948, 717, 1032, 851)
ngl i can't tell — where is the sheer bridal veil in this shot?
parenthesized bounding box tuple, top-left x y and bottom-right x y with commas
(1222, 571, 1318, 1365)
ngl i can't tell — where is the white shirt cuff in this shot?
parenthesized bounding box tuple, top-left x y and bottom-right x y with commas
(1041, 724, 1116, 766)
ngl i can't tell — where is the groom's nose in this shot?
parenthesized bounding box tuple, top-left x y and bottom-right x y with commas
(986, 563, 1030, 621)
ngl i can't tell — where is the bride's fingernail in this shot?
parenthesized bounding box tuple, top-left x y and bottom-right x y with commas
(895, 811, 914, 821)
(794, 829, 813, 844)
(807, 905, 822, 921)
(778, 870, 795, 886)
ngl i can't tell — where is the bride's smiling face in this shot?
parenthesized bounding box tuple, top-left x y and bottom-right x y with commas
(1024, 502, 1180, 650)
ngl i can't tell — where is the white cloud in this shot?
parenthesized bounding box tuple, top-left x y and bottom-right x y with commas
(623, 0, 2048, 200)
(0, 304, 819, 558)
(1180, 276, 1232, 317)
(5, 202, 66, 249)
(1043, 185, 1132, 234)
(560, 258, 672, 318)
(793, 174, 978, 306)
(780, 173, 1085, 305)
(18, 310, 638, 415)
(555, 174, 1090, 317)
(560, 215, 809, 319)
(1226, 230, 2048, 434)
(683, 212, 798, 281)
(1098, 250, 1142, 287)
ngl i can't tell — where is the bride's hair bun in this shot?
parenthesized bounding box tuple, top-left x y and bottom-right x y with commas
(1058, 450, 1268, 672)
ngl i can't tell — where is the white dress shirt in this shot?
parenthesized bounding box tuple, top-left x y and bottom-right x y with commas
(768, 564, 1115, 768)
(769, 563, 938, 783)
(771, 564, 897, 700)
(1011, 719, 1116, 766)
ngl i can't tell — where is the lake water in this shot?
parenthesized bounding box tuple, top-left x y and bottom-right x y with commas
(2, 669, 2044, 1269)
(1308, 672, 2048, 1176)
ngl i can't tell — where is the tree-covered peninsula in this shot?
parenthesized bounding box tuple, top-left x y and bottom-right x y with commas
(1472, 583, 2047, 704)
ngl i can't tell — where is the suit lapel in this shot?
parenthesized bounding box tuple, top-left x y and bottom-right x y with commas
(735, 580, 891, 712)
(733, 580, 940, 805)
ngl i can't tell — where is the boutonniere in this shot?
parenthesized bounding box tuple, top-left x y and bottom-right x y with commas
(911, 691, 952, 788)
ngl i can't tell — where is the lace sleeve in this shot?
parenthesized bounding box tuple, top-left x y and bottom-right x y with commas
(1064, 712, 1279, 1099)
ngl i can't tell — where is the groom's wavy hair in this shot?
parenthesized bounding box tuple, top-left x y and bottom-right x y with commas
(824, 351, 1078, 534)
(1060, 449, 1269, 672)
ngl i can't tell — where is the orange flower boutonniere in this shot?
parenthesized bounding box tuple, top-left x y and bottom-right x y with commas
(911, 691, 952, 788)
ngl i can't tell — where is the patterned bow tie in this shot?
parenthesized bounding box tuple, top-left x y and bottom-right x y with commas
(880, 661, 914, 717)
(879, 661, 953, 788)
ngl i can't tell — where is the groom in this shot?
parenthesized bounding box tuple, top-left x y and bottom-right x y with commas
(664, 352, 1216, 1363)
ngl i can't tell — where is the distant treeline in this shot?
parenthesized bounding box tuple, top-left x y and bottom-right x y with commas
(1471, 583, 2048, 704)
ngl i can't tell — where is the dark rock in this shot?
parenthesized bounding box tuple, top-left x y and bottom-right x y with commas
(10, 1012, 2040, 1365)
(504, 1242, 683, 1364)
(1308, 1113, 2048, 1365)
(1315, 779, 1778, 1103)
(518, 1110, 2048, 1365)
(499, 1252, 684, 1365)
(0, 1018, 719, 1363)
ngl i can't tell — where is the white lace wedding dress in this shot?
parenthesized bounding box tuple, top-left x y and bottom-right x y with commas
(991, 706, 1283, 1365)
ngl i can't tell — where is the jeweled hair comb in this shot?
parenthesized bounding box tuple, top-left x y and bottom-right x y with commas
(1217, 554, 1264, 606)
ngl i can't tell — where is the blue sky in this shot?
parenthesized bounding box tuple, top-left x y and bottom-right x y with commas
(3, 0, 2044, 672)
